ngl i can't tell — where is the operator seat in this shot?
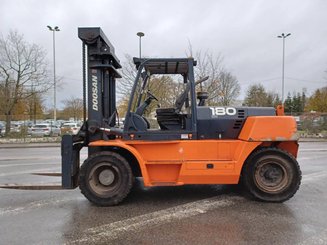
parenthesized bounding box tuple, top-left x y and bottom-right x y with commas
(156, 77, 209, 130)
(126, 112, 148, 131)
(156, 83, 191, 130)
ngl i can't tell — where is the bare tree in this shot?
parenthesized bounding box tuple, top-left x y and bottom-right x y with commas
(186, 42, 223, 93)
(62, 96, 83, 121)
(117, 54, 138, 98)
(0, 30, 50, 135)
(186, 42, 240, 106)
(116, 54, 139, 117)
(117, 55, 183, 116)
(210, 69, 241, 106)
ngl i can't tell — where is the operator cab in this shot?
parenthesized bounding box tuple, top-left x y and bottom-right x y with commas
(123, 58, 199, 140)
(122, 57, 276, 142)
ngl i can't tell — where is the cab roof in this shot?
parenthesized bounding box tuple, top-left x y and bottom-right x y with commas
(133, 57, 197, 75)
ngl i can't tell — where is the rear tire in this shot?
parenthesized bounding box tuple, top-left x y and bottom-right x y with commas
(79, 151, 134, 206)
(242, 148, 301, 202)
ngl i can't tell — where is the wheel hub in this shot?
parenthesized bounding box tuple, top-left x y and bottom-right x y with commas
(263, 167, 282, 182)
(88, 162, 121, 197)
(98, 169, 115, 186)
(255, 161, 288, 193)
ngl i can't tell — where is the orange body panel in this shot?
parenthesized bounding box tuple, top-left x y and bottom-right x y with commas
(89, 139, 261, 186)
(89, 116, 299, 187)
(239, 116, 298, 142)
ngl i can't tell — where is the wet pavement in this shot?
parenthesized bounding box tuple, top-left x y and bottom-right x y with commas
(0, 142, 326, 244)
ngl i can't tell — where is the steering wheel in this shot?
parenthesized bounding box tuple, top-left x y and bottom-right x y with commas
(147, 91, 159, 101)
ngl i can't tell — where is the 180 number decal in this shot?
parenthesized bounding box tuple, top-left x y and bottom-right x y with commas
(209, 107, 237, 116)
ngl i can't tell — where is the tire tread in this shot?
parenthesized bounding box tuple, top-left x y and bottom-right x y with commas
(79, 151, 133, 206)
(242, 147, 302, 203)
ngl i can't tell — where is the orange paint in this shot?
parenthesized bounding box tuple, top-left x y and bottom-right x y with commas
(276, 105, 285, 116)
(277, 141, 299, 158)
(88, 116, 298, 187)
(238, 116, 298, 142)
(89, 139, 261, 186)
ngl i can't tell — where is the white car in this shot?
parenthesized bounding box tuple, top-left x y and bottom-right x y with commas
(10, 123, 21, 133)
(30, 123, 61, 137)
(61, 122, 81, 135)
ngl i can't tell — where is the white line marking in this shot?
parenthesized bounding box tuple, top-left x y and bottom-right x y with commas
(298, 155, 327, 161)
(69, 195, 243, 244)
(298, 157, 316, 161)
(300, 149, 327, 152)
(302, 171, 327, 183)
(0, 196, 83, 216)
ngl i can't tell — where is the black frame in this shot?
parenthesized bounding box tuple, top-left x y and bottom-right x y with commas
(123, 58, 198, 141)
(78, 27, 122, 146)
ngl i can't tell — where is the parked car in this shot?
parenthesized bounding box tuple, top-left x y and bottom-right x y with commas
(0, 122, 5, 137)
(30, 123, 61, 137)
(61, 122, 81, 135)
(10, 123, 22, 133)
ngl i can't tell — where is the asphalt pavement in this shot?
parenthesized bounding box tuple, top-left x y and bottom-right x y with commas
(0, 142, 327, 244)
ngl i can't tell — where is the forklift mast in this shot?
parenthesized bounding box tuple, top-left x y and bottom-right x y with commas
(78, 27, 122, 143)
(61, 27, 122, 188)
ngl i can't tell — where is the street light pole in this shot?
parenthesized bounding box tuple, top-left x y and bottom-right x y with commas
(277, 33, 291, 103)
(137, 32, 145, 59)
(47, 25, 60, 122)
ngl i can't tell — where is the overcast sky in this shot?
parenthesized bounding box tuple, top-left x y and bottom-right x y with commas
(1, 0, 327, 109)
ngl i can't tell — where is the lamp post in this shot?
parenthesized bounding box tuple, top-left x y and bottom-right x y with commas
(47, 25, 60, 122)
(277, 33, 291, 103)
(136, 32, 145, 59)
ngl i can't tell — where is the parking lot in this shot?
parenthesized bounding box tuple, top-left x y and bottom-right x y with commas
(0, 141, 327, 244)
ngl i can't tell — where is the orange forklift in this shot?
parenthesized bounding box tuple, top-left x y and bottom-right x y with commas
(2, 27, 301, 206)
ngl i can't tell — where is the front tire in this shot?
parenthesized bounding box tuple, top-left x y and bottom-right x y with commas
(79, 151, 134, 206)
(242, 148, 301, 202)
